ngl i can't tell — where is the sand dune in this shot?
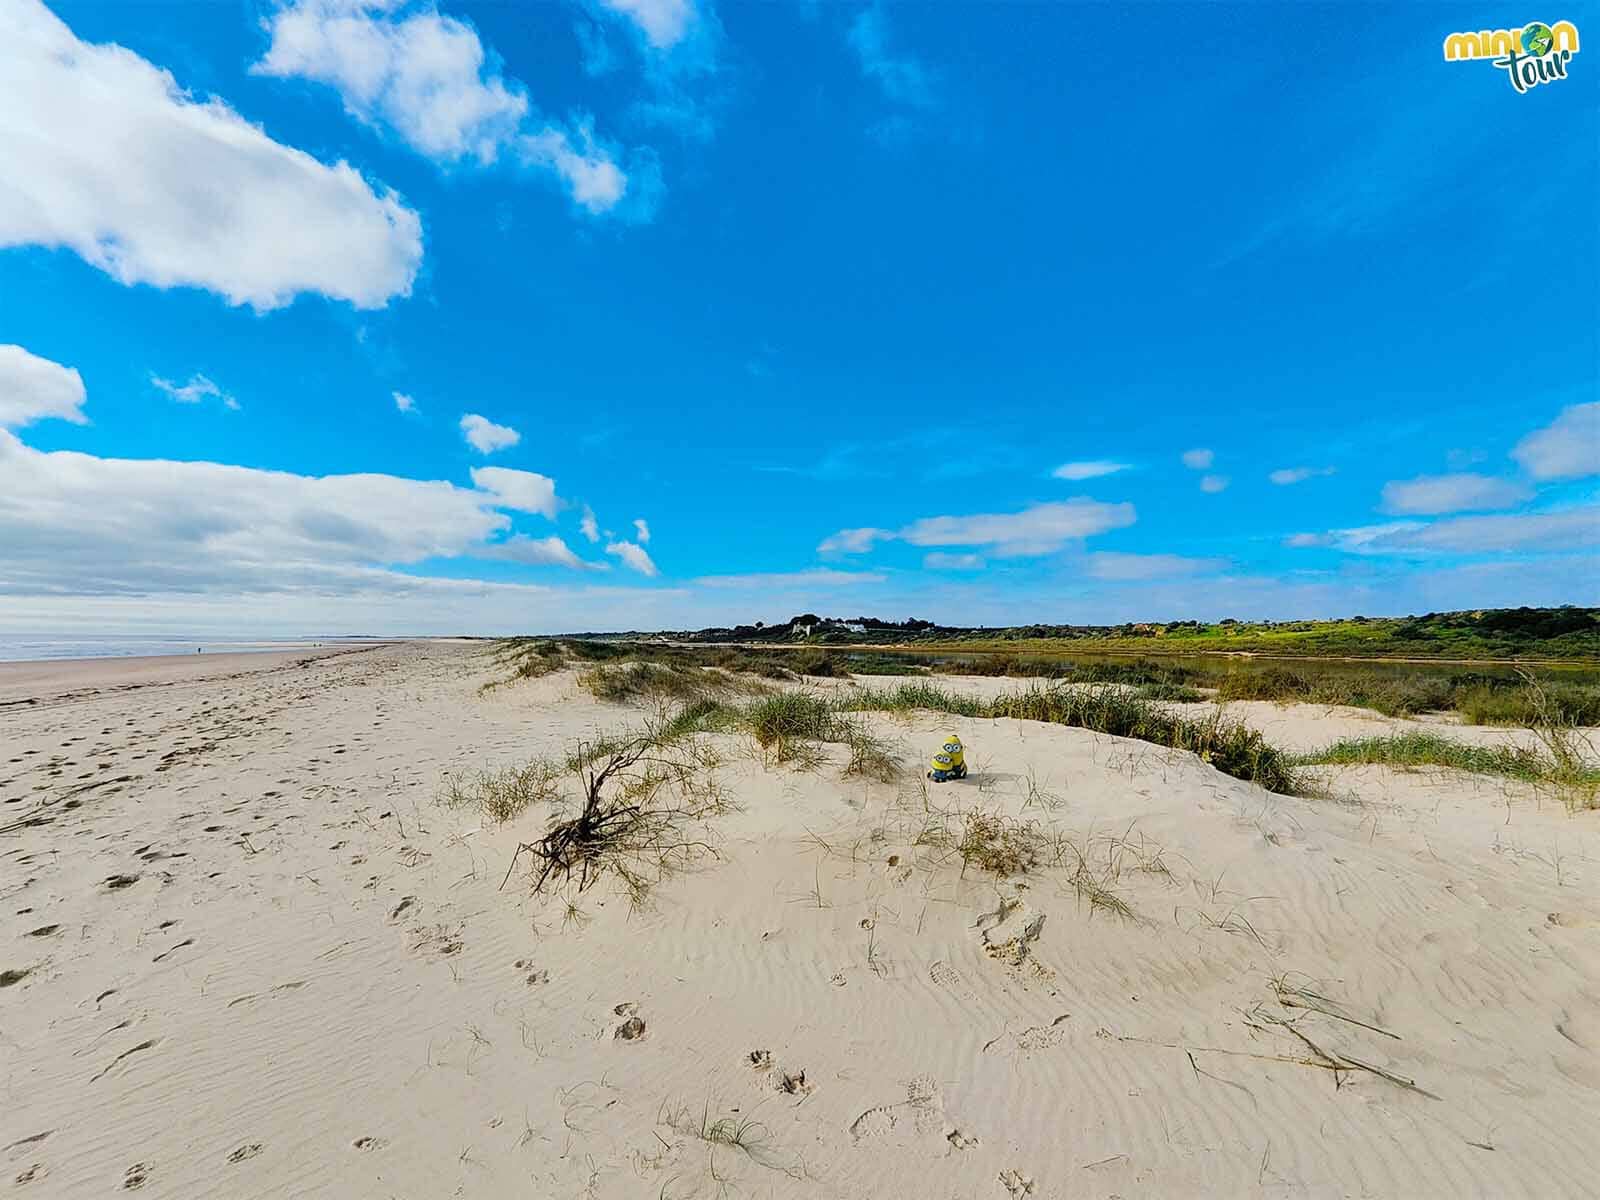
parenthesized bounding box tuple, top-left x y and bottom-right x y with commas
(3, 642, 1597, 1198)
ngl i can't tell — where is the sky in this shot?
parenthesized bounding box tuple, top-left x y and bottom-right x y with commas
(0, 0, 1596, 637)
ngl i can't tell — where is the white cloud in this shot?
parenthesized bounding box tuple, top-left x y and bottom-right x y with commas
(152, 373, 238, 410)
(605, 539, 658, 576)
(393, 391, 415, 413)
(256, 0, 526, 162)
(1269, 466, 1335, 485)
(256, 0, 642, 216)
(633, 517, 651, 543)
(694, 568, 884, 588)
(460, 413, 520, 454)
(819, 499, 1136, 561)
(1199, 475, 1229, 493)
(1181, 448, 1214, 470)
(0, 344, 87, 429)
(1511, 402, 1600, 481)
(848, 5, 934, 108)
(469, 466, 559, 518)
(596, 0, 698, 50)
(1, 0, 421, 310)
(1051, 460, 1129, 481)
(1085, 552, 1224, 581)
(0, 426, 511, 597)
(1353, 507, 1600, 554)
(1284, 532, 1332, 548)
(579, 505, 600, 543)
(516, 124, 630, 215)
(482, 534, 590, 569)
(818, 526, 892, 555)
(1380, 473, 1530, 515)
(923, 552, 984, 571)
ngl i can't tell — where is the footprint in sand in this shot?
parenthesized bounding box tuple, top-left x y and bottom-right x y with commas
(974, 896, 1048, 971)
(849, 1076, 947, 1147)
(122, 1162, 152, 1190)
(15, 1163, 46, 1185)
(351, 1137, 387, 1152)
(928, 960, 976, 1001)
(226, 1143, 264, 1163)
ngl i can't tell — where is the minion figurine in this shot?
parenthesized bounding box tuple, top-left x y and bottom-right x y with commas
(927, 733, 967, 782)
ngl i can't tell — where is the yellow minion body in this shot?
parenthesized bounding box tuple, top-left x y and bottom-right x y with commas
(927, 735, 967, 781)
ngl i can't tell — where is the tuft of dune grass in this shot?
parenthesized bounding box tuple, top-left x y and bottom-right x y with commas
(1297, 732, 1599, 809)
(846, 681, 1301, 794)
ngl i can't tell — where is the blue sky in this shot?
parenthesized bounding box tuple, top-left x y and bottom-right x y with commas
(1, 0, 1595, 635)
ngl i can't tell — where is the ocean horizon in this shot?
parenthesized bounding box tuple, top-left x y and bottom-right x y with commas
(0, 634, 385, 664)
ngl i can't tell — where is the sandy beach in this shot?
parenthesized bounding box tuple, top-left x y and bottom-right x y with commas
(4, 641, 1598, 1198)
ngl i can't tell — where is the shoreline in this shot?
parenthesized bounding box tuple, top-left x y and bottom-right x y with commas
(0, 641, 395, 707)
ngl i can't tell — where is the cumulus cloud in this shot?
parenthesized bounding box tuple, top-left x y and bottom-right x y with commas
(1, 0, 421, 310)
(605, 539, 658, 576)
(822, 499, 1135, 560)
(1511, 402, 1600, 481)
(393, 391, 415, 412)
(633, 517, 651, 544)
(460, 413, 520, 454)
(1199, 475, 1229, 493)
(1052, 460, 1129, 481)
(1269, 466, 1335, 485)
(482, 534, 590, 569)
(516, 124, 636, 216)
(469, 466, 559, 518)
(255, 0, 645, 216)
(579, 505, 600, 543)
(694, 568, 884, 588)
(0, 427, 511, 597)
(0, 344, 87, 429)
(152, 373, 238, 410)
(1085, 552, 1224, 581)
(1181, 448, 1214, 470)
(1380, 473, 1530, 515)
(923, 552, 984, 571)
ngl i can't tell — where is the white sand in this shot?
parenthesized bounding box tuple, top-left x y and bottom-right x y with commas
(3, 642, 1597, 1198)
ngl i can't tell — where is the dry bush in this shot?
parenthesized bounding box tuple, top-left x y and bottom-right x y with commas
(499, 725, 737, 905)
(957, 810, 1043, 877)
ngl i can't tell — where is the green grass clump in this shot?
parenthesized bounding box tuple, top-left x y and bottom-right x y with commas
(1138, 681, 1205, 702)
(440, 761, 563, 824)
(844, 681, 1299, 794)
(744, 693, 841, 748)
(1455, 682, 1600, 727)
(579, 662, 746, 705)
(840, 681, 984, 717)
(1297, 732, 1599, 809)
(1298, 733, 1549, 780)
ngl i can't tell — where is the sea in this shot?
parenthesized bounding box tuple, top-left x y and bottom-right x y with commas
(0, 635, 381, 664)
